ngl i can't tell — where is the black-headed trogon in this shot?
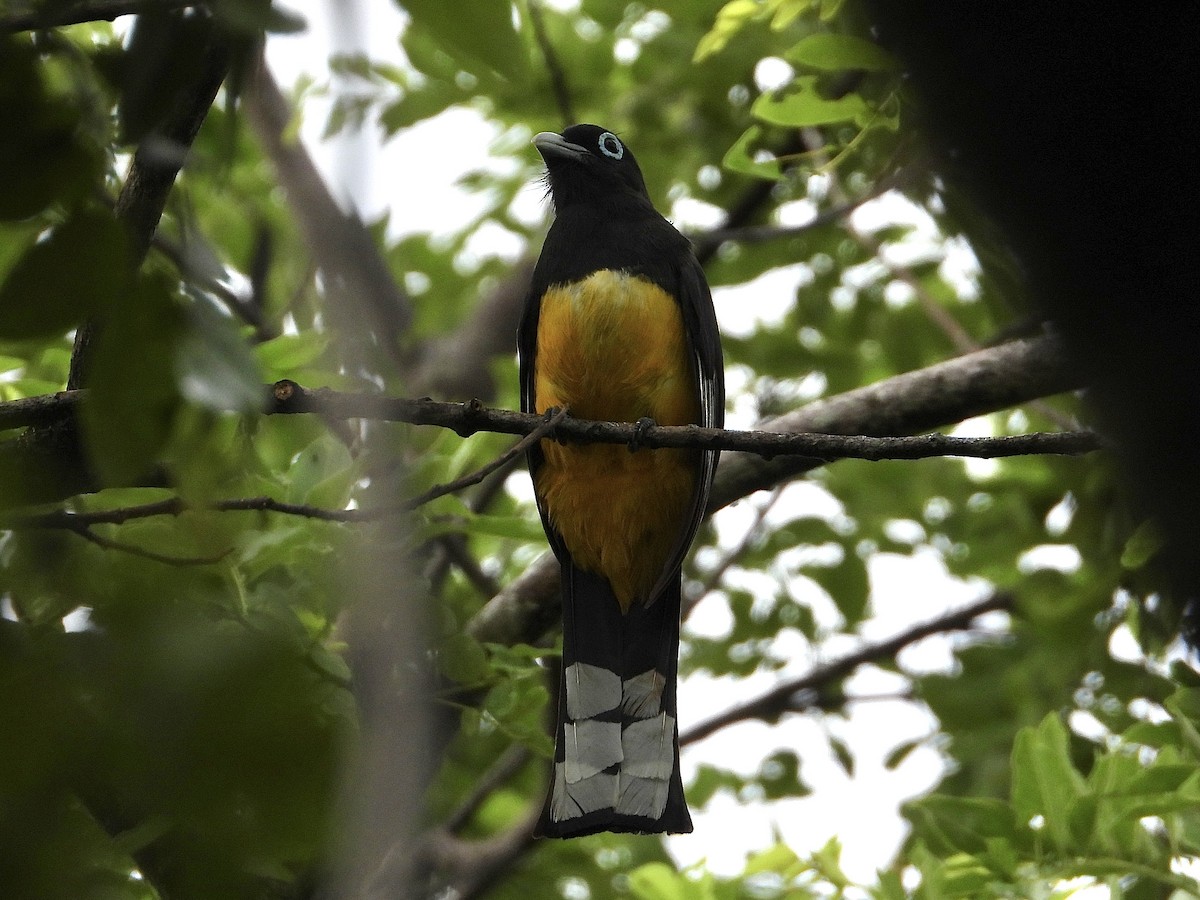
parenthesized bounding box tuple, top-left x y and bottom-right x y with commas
(518, 125, 724, 838)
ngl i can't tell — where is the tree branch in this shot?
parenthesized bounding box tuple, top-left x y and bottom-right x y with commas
(468, 333, 1085, 647)
(404, 407, 569, 509)
(526, 0, 574, 128)
(261, 376, 1099, 460)
(408, 256, 537, 401)
(679, 592, 1012, 745)
(0, 391, 84, 432)
(709, 332, 1081, 508)
(0, 0, 194, 32)
(242, 53, 412, 370)
(441, 744, 531, 834)
(68, 26, 232, 389)
(419, 807, 540, 900)
(72, 525, 232, 566)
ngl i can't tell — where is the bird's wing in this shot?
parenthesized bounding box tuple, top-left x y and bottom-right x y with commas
(646, 252, 724, 605)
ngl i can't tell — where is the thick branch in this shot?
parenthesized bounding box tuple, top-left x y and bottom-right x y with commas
(679, 592, 1012, 745)
(709, 332, 1081, 507)
(409, 256, 536, 401)
(0, 391, 84, 432)
(242, 55, 412, 368)
(68, 24, 232, 389)
(0, 0, 194, 32)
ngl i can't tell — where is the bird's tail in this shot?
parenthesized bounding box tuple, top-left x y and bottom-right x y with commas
(535, 562, 692, 838)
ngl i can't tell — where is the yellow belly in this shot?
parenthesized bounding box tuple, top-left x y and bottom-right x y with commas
(533, 270, 700, 612)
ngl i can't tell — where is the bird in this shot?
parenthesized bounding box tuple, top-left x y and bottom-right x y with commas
(518, 124, 724, 838)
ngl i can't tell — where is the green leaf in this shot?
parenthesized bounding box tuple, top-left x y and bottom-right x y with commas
(694, 0, 763, 62)
(751, 77, 871, 127)
(785, 33, 897, 72)
(1165, 688, 1200, 755)
(627, 862, 687, 900)
(446, 513, 546, 542)
(884, 737, 922, 770)
(0, 207, 128, 340)
(0, 39, 100, 220)
(439, 633, 491, 684)
(904, 796, 1018, 857)
(1120, 519, 1163, 570)
(255, 331, 329, 378)
(810, 552, 869, 625)
(1010, 714, 1086, 853)
(397, 0, 526, 82)
(830, 734, 854, 775)
(722, 125, 784, 181)
(759, 749, 807, 799)
(286, 436, 355, 507)
(80, 271, 184, 486)
(175, 298, 265, 412)
(743, 841, 801, 876)
(380, 86, 465, 133)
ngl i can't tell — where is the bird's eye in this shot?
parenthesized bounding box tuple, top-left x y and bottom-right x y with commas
(597, 132, 624, 160)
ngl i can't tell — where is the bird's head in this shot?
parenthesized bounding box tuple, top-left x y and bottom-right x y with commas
(533, 124, 650, 210)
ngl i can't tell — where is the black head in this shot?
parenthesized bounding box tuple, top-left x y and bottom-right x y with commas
(533, 124, 651, 210)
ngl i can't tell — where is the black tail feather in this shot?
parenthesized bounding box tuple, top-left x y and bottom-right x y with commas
(535, 562, 691, 838)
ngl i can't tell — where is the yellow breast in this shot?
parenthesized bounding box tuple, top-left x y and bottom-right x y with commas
(533, 270, 700, 612)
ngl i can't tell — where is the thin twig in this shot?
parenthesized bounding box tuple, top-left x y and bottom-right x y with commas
(150, 229, 277, 341)
(526, 0, 574, 127)
(404, 407, 569, 509)
(693, 181, 895, 248)
(1, 411, 568, 531)
(442, 744, 531, 834)
(426, 533, 500, 597)
(74, 524, 232, 566)
(684, 487, 782, 617)
(0, 384, 1103, 466)
(680, 592, 1012, 745)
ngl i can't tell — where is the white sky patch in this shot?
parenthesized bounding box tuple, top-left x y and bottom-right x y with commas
(671, 196, 727, 230)
(1045, 492, 1076, 537)
(753, 57, 795, 93)
(1017, 544, 1083, 575)
(775, 198, 820, 226)
(940, 234, 982, 300)
(851, 190, 938, 235)
(672, 684, 945, 880)
(1109, 623, 1146, 664)
(884, 518, 927, 546)
(462, 219, 526, 264)
(951, 416, 1001, 479)
(714, 264, 814, 339)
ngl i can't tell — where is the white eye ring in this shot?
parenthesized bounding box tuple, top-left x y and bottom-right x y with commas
(597, 131, 624, 160)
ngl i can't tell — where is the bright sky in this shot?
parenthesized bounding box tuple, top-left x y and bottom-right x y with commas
(265, 0, 1005, 885)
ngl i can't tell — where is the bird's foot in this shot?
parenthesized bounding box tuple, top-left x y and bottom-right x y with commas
(541, 406, 568, 442)
(628, 416, 657, 453)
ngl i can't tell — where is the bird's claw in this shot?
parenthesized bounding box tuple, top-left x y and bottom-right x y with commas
(629, 416, 657, 453)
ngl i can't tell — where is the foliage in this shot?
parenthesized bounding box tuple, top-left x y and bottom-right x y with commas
(0, 1, 1195, 899)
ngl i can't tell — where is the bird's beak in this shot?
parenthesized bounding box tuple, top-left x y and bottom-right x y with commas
(533, 131, 587, 161)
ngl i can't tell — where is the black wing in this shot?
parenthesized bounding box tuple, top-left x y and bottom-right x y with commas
(517, 274, 571, 563)
(645, 250, 724, 605)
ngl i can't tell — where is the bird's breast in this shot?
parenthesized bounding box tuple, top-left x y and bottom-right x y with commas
(533, 269, 699, 610)
(533, 269, 696, 425)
